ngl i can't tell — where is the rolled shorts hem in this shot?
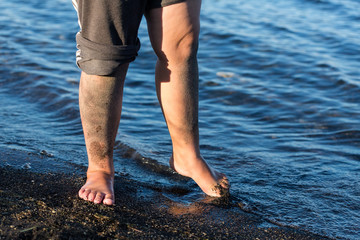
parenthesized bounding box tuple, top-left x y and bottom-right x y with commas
(76, 33, 140, 76)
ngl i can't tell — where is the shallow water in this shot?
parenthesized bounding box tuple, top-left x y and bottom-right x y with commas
(1, 0, 359, 239)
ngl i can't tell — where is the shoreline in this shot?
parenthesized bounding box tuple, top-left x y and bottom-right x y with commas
(0, 163, 330, 239)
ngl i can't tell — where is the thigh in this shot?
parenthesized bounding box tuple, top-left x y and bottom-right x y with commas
(145, 0, 201, 58)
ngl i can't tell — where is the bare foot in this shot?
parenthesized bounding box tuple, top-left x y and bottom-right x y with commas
(78, 171, 115, 205)
(169, 155, 230, 197)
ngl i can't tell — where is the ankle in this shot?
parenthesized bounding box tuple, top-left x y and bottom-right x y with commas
(171, 153, 205, 177)
(88, 162, 114, 175)
(87, 169, 114, 178)
(172, 150, 201, 163)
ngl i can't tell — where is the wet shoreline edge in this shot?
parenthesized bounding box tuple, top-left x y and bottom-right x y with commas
(0, 161, 330, 239)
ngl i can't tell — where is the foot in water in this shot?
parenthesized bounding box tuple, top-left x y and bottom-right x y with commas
(169, 155, 230, 197)
(78, 171, 115, 205)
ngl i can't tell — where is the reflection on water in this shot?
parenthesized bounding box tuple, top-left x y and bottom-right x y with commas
(0, 0, 359, 239)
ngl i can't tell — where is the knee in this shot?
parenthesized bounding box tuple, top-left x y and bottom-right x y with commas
(177, 31, 199, 61)
(157, 30, 199, 65)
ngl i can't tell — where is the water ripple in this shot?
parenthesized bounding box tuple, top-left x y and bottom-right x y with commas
(0, 0, 359, 239)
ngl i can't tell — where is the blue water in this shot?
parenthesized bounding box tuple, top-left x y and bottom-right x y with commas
(1, 0, 359, 239)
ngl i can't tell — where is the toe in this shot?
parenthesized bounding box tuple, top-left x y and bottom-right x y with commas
(209, 186, 222, 197)
(103, 194, 115, 205)
(81, 189, 91, 200)
(94, 192, 104, 204)
(220, 177, 230, 189)
(78, 187, 86, 197)
(88, 191, 96, 202)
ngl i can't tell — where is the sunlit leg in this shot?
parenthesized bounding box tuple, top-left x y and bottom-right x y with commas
(146, 1, 229, 197)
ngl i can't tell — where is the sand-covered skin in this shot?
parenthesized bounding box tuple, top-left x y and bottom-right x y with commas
(0, 166, 329, 239)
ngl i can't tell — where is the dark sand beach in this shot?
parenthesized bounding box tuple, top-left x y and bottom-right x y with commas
(0, 164, 329, 239)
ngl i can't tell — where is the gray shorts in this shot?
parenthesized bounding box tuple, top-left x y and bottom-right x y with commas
(73, 0, 186, 75)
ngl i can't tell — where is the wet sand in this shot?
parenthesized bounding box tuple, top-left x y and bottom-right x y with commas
(0, 165, 330, 239)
